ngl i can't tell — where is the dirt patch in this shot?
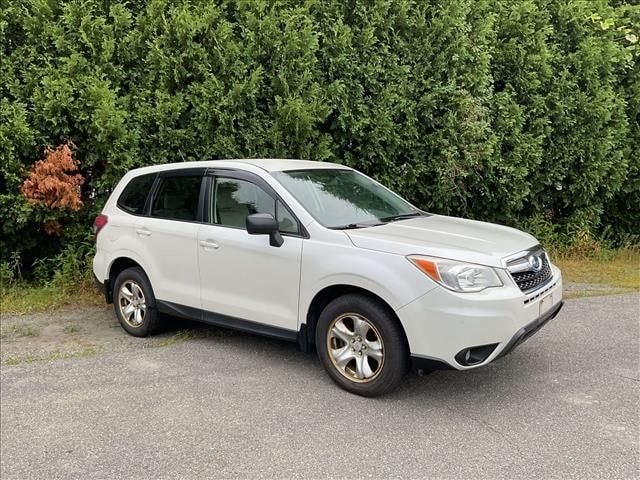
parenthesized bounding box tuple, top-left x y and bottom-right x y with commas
(0, 305, 235, 365)
(563, 282, 635, 299)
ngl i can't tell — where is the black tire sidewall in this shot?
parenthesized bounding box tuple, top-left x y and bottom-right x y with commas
(315, 293, 408, 397)
(113, 267, 159, 337)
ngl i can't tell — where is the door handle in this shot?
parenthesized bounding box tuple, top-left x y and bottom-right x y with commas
(199, 239, 219, 250)
(135, 228, 151, 237)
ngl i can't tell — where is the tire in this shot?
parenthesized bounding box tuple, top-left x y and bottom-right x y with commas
(113, 267, 162, 337)
(315, 293, 408, 397)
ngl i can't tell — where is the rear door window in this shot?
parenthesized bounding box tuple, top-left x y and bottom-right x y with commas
(150, 175, 203, 221)
(117, 174, 156, 215)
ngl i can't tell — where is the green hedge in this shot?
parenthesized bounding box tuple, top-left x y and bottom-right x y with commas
(1, 0, 638, 279)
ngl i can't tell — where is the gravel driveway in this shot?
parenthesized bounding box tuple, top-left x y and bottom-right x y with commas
(1, 293, 638, 479)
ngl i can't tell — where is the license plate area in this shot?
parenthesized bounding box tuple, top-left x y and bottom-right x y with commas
(539, 293, 554, 316)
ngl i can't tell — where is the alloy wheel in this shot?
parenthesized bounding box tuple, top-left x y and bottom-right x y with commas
(327, 313, 384, 383)
(118, 280, 147, 328)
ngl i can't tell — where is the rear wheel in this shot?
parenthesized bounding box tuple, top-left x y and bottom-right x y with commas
(113, 267, 162, 337)
(316, 294, 408, 397)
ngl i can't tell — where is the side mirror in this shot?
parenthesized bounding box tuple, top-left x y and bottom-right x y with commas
(246, 213, 284, 247)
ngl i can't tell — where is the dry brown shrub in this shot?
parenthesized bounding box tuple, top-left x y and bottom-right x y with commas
(21, 142, 85, 211)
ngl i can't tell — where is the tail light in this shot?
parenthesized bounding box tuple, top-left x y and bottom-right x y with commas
(93, 214, 108, 237)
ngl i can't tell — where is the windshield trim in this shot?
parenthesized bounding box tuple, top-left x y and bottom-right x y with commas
(270, 168, 428, 229)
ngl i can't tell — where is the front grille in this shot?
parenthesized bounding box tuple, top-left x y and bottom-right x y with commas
(506, 247, 553, 293)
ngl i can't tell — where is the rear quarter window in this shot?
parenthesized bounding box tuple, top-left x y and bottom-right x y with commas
(117, 174, 155, 214)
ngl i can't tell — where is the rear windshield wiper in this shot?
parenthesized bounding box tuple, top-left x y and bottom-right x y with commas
(380, 211, 428, 222)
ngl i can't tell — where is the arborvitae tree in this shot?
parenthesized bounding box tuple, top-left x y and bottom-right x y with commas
(1, 0, 638, 278)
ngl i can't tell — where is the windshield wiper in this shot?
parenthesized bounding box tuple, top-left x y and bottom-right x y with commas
(332, 213, 427, 229)
(331, 222, 386, 230)
(380, 211, 427, 222)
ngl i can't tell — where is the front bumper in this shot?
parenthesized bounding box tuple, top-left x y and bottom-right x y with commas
(495, 300, 563, 360)
(397, 265, 563, 370)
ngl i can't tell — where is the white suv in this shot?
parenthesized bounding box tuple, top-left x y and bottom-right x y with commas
(93, 159, 563, 396)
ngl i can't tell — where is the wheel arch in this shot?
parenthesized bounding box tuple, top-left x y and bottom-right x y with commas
(106, 256, 146, 303)
(300, 284, 410, 354)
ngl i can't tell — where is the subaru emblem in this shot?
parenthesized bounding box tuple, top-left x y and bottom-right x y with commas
(528, 255, 543, 272)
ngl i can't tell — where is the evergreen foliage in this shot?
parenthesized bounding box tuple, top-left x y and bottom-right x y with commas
(1, 0, 638, 279)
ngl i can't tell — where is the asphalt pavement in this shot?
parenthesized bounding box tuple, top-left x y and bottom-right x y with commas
(1, 293, 639, 479)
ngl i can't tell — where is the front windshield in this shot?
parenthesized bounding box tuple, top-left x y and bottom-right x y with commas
(272, 169, 422, 229)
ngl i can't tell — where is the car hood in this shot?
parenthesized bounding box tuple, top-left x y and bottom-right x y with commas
(345, 215, 538, 268)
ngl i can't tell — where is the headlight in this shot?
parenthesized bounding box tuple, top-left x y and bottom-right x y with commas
(407, 255, 503, 293)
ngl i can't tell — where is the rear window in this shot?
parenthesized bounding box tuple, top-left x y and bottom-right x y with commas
(117, 174, 155, 214)
(150, 176, 202, 221)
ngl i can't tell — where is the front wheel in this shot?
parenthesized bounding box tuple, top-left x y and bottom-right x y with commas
(316, 294, 408, 397)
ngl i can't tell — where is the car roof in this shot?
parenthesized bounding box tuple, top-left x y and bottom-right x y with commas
(233, 158, 350, 172)
(128, 159, 351, 175)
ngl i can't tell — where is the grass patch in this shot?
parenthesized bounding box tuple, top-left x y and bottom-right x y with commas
(0, 323, 39, 339)
(150, 326, 233, 348)
(2, 347, 99, 366)
(63, 324, 81, 334)
(46, 347, 99, 362)
(554, 248, 640, 290)
(563, 288, 633, 300)
(1, 281, 102, 316)
(151, 330, 203, 348)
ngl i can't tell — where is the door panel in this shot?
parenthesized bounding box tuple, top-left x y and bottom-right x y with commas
(198, 225, 302, 330)
(135, 173, 204, 308)
(198, 174, 303, 331)
(136, 217, 201, 308)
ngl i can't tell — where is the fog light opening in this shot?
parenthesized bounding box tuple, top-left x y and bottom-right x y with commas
(455, 343, 499, 367)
